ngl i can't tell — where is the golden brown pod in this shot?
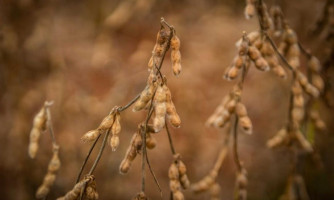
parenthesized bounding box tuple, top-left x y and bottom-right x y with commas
(119, 132, 142, 174)
(133, 192, 148, 200)
(98, 114, 114, 131)
(146, 133, 156, 149)
(239, 116, 253, 135)
(28, 106, 47, 159)
(266, 128, 288, 148)
(209, 183, 221, 200)
(171, 35, 181, 50)
(133, 83, 157, 112)
(81, 130, 100, 143)
(56, 175, 93, 200)
(308, 56, 321, 72)
(244, 3, 255, 19)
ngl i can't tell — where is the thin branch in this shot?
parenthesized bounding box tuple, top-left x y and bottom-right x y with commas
(88, 128, 111, 175)
(298, 42, 312, 59)
(76, 134, 101, 183)
(141, 91, 157, 193)
(232, 115, 242, 172)
(165, 121, 176, 155)
(264, 33, 295, 72)
(145, 151, 163, 198)
(118, 94, 141, 112)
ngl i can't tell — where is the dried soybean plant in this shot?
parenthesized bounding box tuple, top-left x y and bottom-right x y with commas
(56, 17, 188, 200)
(28, 101, 61, 199)
(245, 0, 327, 199)
(191, 31, 270, 200)
(191, 0, 327, 200)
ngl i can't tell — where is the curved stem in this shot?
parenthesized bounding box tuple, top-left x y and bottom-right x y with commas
(76, 134, 101, 183)
(89, 128, 111, 175)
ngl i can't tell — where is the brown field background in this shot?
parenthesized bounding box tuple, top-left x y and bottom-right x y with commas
(0, 0, 333, 199)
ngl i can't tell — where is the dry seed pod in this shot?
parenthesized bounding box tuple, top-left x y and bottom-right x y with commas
(224, 66, 240, 81)
(286, 43, 300, 58)
(239, 116, 253, 135)
(234, 55, 244, 69)
(164, 84, 181, 128)
(308, 56, 321, 72)
(110, 112, 121, 151)
(248, 46, 261, 60)
(48, 148, 61, 173)
(157, 28, 168, 45)
(288, 57, 300, 69)
(244, 1, 255, 19)
(311, 74, 324, 92)
(28, 106, 47, 158)
(133, 83, 157, 112)
(148, 56, 154, 72)
(146, 133, 156, 149)
(119, 131, 142, 174)
(57, 176, 93, 200)
(295, 131, 313, 152)
(178, 160, 190, 189)
(283, 28, 298, 44)
(292, 107, 305, 123)
(171, 45, 182, 76)
(169, 163, 179, 180)
(85, 177, 99, 200)
(153, 85, 167, 132)
(209, 183, 221, 200)
(206, 107, 223, 127)
(133, 192, 148, 200)
(36, 148, 61, 199)
(310, 110, 326, 131)
(236, 168, 248, 200)
(247, 31, 260, 44)
(293, 95, 304, 108)
(267, 128, 288, 148)
(81, 130, 100, 143)
(173, 191, 185, 200)
(255, 57, 270, 71)
(272, 64, 287, 79)
(191, 171, 217, 193)
(305, 84, 320, 98)
(236, 102, 248, 117)
(171, 34, 181, 50)
(98, 114, 114, 131)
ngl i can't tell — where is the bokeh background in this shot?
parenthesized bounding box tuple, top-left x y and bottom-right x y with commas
(0, 0, 333, 199)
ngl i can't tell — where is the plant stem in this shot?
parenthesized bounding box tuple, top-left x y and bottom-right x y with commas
(165, 121, 176, 155)
(76, 134, 101, 183)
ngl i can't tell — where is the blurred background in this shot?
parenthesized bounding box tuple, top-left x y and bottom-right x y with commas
(0, 0, 333, 199)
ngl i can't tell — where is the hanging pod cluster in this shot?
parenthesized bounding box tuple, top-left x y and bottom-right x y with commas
(235, 167, 248, 200)
(207, 85, 252, 135)
(278, 27, 301, 69)
(249, 31, 287, 78)
(225, 32, 270, 81)
(119, 125, 144, 174)
(168, 154, 190, 200)
(57, 175, 98, 200)
(266, 80, 313, 152)
(81, 106, 121, 151)
(28, 102, 61, 199)
(28, 105, 47, 158)
(191, 136, 229, 200)
(132, 75, 181, 133)
(148, 24, 182, 76)
(279, 174, 310, 200)
(36, 145, 61, 199)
